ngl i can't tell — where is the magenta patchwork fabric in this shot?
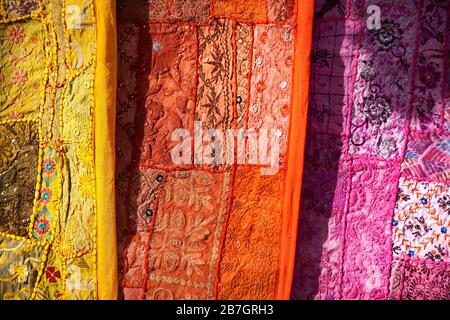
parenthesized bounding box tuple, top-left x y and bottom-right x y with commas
(292, 0, 449, 300)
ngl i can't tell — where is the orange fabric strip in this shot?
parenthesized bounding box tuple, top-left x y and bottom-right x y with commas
(276, 0, 314, 300)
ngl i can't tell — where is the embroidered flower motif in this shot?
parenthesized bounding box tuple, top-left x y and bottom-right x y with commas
(77, 145, 94, 168)
(8, 263, 29, 283)
(34, 215, 50, 236)
(362, 94, 392, 125)
(418, 61, 441, 89)
(45, 266, 61, 284)
(11, 70, 28, 86)
(7, 26, 25, 44)
(42, 157, 56, 175)
(414, 92, 436, 120)
(370, 19, 404, 52)
(40, 188, 52, 204)
(379, 136, 397, 158)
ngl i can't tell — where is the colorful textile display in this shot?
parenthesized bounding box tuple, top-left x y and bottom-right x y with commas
(1, 0, 449, 301)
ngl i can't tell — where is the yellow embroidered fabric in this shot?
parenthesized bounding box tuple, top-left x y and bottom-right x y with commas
(0, 0, 117, 300)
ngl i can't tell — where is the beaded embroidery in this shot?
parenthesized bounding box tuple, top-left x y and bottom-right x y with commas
(0, 0, 98, 300)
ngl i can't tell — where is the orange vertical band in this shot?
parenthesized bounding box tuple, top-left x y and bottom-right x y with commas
(276, 0, 314, 300)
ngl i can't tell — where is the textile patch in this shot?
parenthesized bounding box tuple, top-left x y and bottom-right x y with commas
(117, 0, 211, 24)
(136, 23, 196, 166)
(291, 134, 347, 300)
(267, 0, 296, 22)
(169, 0, 211, 24)
(0, 236, 43, 300)
(145, 170, 231, 300)
(402, 132, 450, 180)
(217, 168, 284, 300)
(236, 23, 252, 130)
(122, 231, 148, 290)
(212, 0, 267, 21)
(64, 0, 96, 69)
(62, 66, 94, 142)
(65, 251, 96, 300)
(409, 1, 448, 130)
(32, 248, 65, 299)
(116, 0, 167, 22)
(248, 24, 295, 161)
(59, 143, 95, 254)
(32, 147, 60, 242)
(314, 0, 364, 19)
(349, 1, 418, 159)
(341, 159, 399, 299)
(389, 258, 450, 300)
(392, 178, 450, 262)
(127, 168, 165, 233)
(122, 170, 231, 299)
(4, 0, 40, 19)
(196, 19, 234, 131)
(116, 22, 141, 224)
(33, 248, 96, 300)
(0, 20, 45, 120)
(0, 121, 38, 237)
(309, 17, 359, 135)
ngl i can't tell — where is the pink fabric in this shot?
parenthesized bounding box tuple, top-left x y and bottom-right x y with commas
(292, 0, 449, 300)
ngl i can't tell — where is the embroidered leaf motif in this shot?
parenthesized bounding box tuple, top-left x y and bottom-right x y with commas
(201, 86, 221, 127)
(206, 42, 225, 84)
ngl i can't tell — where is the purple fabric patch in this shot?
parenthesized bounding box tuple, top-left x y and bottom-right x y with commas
(340, 159, 399, 299)
(389, 258, 450, 300)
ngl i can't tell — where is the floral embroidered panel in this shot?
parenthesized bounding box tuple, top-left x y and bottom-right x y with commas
(292, 0, 450, 300)
(116, 0, 311, 299)
(0, 0, 108, 300)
